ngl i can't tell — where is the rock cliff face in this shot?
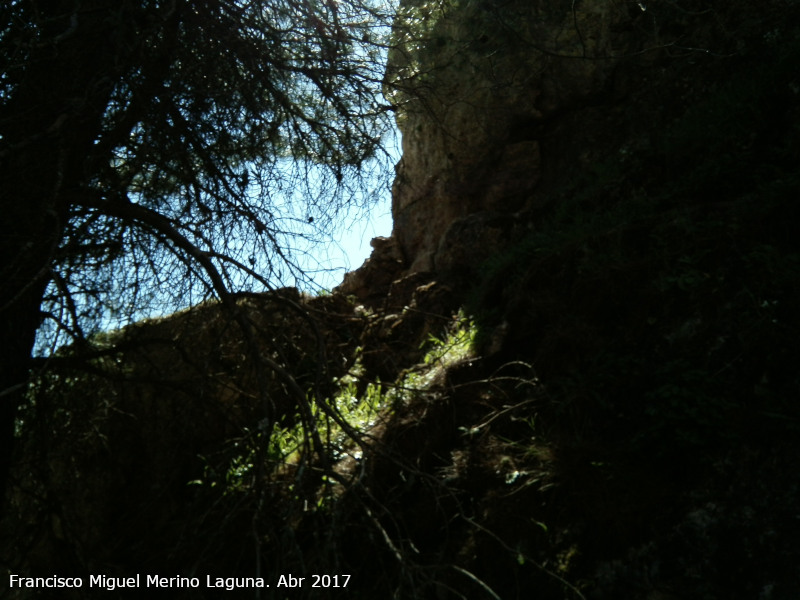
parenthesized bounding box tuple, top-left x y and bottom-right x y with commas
(348, 0, 795, 291)
(341, 0, 631, 295)
(385, 0, 624, 275)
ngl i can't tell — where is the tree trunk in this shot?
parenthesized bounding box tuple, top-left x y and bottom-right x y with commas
(0, 2, 131, 508)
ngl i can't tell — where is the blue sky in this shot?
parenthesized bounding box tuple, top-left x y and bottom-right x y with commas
(311, 193, 394, 289)
(292, 129, 399, 292)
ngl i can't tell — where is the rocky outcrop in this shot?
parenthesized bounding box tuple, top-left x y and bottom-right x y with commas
(341, 0, 647, 299)
(335, 235, 405, 306)
(380, 0, 630, 278)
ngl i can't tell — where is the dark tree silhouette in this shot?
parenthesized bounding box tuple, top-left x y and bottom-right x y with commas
(0, 0, 395, 503)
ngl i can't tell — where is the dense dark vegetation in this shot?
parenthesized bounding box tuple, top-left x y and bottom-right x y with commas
(464, 7, 800, 597)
